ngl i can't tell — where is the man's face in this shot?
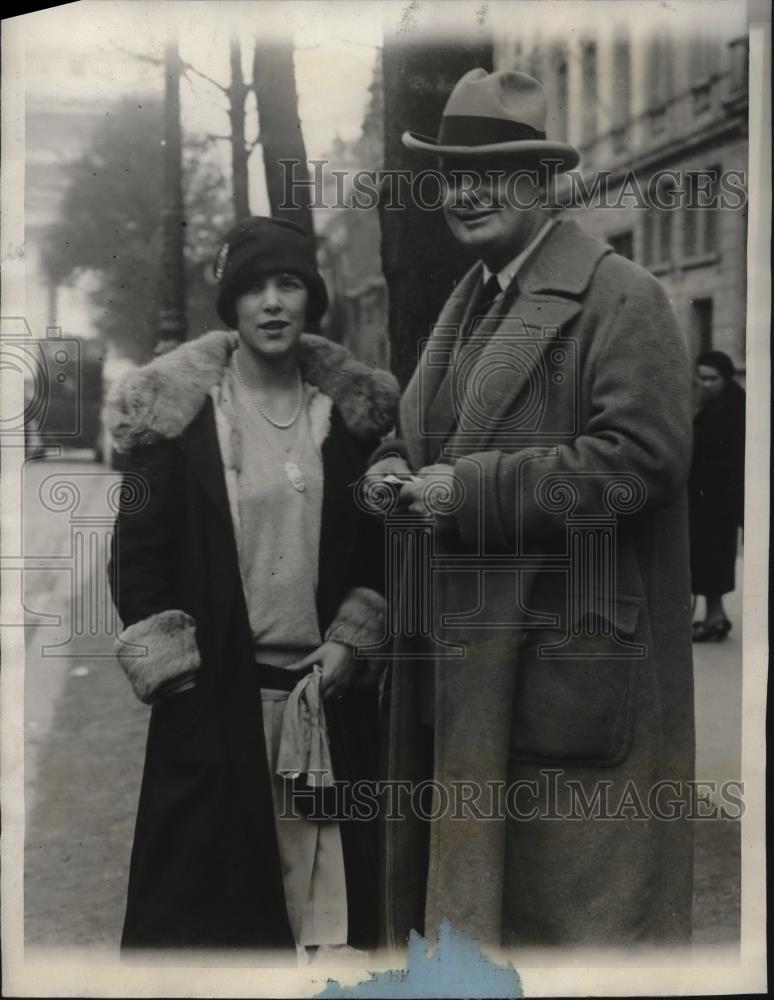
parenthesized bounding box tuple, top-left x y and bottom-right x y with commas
(441, 157, 543, 270)
(696, 364, 726, 403)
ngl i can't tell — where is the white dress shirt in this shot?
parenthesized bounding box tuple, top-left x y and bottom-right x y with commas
(481, 218, 555, 293)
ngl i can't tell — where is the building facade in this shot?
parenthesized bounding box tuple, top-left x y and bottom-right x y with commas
(315, 61, 390, 371)
(495, 17, 749, 371)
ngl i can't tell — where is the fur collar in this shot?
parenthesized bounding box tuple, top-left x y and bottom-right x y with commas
(106, 330, 399, 452)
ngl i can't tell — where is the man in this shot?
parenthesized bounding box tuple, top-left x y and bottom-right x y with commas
(371, 69, 695, 948)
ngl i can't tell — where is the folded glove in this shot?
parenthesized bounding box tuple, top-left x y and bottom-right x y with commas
(276, 664, 334, 786)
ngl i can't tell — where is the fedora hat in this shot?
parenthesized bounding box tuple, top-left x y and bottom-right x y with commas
(402, 68, 579, 171)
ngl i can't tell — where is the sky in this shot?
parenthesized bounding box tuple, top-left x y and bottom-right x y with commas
(18, 0, 748, 204)
(20, 1, 384, 213)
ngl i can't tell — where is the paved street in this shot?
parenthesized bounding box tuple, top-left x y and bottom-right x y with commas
(20, 457, 741, 950)
(22, 456, 147, 948)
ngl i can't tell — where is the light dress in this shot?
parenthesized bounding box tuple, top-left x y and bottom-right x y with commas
(228, 358, 348, 952)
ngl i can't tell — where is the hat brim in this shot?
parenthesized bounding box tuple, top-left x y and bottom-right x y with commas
(401, 130, 580, 171)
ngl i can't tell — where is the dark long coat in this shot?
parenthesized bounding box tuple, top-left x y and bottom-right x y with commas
(380, 221, 696, 949)
(689, 383, 746, 594)
(106, 331, 398, 953)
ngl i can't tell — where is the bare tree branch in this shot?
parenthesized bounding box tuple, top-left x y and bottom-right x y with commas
(181, 61, 228, 95)
(117, 46, 163, 66)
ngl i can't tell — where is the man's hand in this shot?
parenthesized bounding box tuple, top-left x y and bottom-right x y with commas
(285, 640, 356, 700)
(399, 463, 460, 532)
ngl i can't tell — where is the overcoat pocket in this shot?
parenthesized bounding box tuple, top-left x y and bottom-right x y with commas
(509, 581, 642, 767)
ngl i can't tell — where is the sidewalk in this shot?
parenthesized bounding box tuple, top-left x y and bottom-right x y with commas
(690, 556, 743, 946)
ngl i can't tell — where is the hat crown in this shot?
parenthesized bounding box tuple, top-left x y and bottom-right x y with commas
(444, 69, 548, 132)
(400, 67, 579, 170)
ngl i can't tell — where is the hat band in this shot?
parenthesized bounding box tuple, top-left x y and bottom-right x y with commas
(437, 115, 547, 147)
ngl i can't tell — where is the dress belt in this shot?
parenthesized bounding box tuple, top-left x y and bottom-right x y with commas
(255, 661, 313, 692)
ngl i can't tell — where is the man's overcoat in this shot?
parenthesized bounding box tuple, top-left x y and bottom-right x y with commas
(382, 220, 695, 948)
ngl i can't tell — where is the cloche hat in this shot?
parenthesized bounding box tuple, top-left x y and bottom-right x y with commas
(214, 216, 328, 329)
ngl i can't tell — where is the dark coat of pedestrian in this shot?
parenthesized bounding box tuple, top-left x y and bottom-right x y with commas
(689, 350, 745, 638)
(106, 219, 399, 955)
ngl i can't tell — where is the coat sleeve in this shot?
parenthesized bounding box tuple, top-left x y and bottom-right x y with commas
(109, 441, 201, 704)
(368, 436, 411, 467)
(325, 436, 388, 654)
(453, 270, 693, 551)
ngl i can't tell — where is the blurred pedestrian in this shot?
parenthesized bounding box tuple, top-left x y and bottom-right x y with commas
(106, 216, 398, 957)
(689, 350, 746, 641)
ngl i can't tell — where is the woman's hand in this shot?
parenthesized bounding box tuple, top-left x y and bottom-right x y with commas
(367, 454, 412, 479)
(285, 641, 356, 700)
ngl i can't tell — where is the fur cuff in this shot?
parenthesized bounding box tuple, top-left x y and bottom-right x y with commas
(325, 587, 386, 651)
(117, 610, 201, 704)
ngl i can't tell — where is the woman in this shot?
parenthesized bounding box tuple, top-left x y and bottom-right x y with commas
(107, 216, 398, 957)
(689, 350, 745, 641)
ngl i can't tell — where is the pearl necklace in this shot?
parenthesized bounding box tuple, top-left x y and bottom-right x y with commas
(233, 355, 304, 429)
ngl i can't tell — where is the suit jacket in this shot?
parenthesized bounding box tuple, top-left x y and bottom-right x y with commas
(381, 220, 696, 948)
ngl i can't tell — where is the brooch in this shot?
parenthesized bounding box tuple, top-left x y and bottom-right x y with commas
(214, 242, 229, 282)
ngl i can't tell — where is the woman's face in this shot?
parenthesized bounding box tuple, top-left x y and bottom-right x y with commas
(235, 272, 308, 362)
(696, 364, 726, 403)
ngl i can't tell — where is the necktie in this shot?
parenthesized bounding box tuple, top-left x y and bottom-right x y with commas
(462, 274, 504, 342)
(479, 274, 503, 313)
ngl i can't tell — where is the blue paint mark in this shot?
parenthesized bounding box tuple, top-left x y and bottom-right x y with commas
(316, 920, 523, 998)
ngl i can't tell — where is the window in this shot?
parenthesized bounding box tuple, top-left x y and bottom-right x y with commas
(642, 210, 654, 266)
(528, 47, 542, 80)
(581, 41, 598, 144)
(689, 35, 719, 113)
(690, 34, 719, 83)
(682, 191, 698, 257)
(612, 36, 631, 127)
(727, 37, 749, 97)
(555, 55, 569, 143)
(690, 298, 713, 354)
(609, 230, 634, 260)
(646, 33, 674, 133)
(658, 207, 672, 262)
(683, 165, 720, 260)
(642, 206, 671, 269)
(611, 35, 631, 152)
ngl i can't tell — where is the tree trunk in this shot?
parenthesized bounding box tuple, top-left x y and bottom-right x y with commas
(380, 40, 492, 388)
(159, 36, 187, 347)
(252, 38, 314, 236)
(228, 34, 250, 220)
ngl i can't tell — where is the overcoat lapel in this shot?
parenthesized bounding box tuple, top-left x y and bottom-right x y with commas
(399, 265, 484, 467)
(401, 222, 611, 466)
(444, 290, 582, 457)
(175, 396, 234, 528)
